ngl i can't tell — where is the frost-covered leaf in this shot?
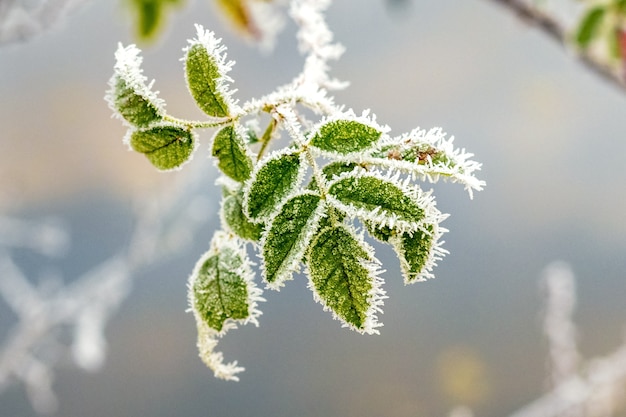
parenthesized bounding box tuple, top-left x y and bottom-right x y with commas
(106, 44, 164, 128)
(366, 128, 485, 198)
(222, 191, 263, 242)
(262, 192, 324, 288)
(192, 251, 249, 331)
(212, 125, 253, 182)
(188, 231, 264, 380)
(310, 119, 382, 155)
(327, 171, 424, 233)
(576, 7, 606, 48)
(129, 125, 195, 170)
(185, 25, 237, 118)
(244, 150, 303, 221)
(306, 225, 385, 334)
(391, 224, 447, 284)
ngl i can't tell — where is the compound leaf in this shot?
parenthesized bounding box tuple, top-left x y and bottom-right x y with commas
(262, 193, 324, 288)
(307, 225, 385, 334)
(129, 125, 195, 170)
(212, 125, 253, 182)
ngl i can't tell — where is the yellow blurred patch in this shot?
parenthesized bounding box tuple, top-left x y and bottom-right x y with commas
(436, 345, 491, 407)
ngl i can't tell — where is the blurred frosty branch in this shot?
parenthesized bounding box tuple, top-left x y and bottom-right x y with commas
(507, 262, 626, 417)
(449, 262, 626, 417)
(0, 163, 214, 414)
(0, 0, 89, 44)
(488, 0, 626, 90)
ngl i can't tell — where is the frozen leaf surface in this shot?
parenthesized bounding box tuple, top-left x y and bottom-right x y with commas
(222, 191, 263, 242)
(328, 172, 424, 231)
(244, 151, 303, 221)
(262, 193, 324, 288)
(185, 25, 236, 118)
(310, 119, 381, 154)
(129, 125, 195, 170)
(212, 125, 253, 182)
(307, 225, 385, 334)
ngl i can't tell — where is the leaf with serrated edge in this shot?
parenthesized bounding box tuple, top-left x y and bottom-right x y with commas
(306, 225, 386, 334)
(184, 25, 237, 118)
(363, 127, 485, 198)
(327, 170, 425, 233)
(129, 125, 196, 171)
(221, 191, 263, 242)
(212, 125, 253, 182)
(391, 223, 448, 284)
(244, 150, 304, 221)
(188, 231, 264, 380)
(310, 119, 382, 154)
(262, 192, 325, 289)
(106, 44, 165, 128)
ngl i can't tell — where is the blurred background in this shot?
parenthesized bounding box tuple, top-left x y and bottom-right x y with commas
(1, 0, 626, 416)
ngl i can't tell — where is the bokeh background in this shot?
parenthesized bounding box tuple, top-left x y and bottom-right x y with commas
(1, 1, 626, 416)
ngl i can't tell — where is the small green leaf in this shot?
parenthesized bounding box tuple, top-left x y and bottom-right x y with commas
(262, 193, 324, 287)
(212, 125, 253, 182)
(576, 7, 606, 48)
(395, 226, 434, 282)
(244, 151, 303, 221)
(192, 248, 250, 332)
(186, 43, 231, 117)
(328, 173, 424, 230)
(310, 119, 382, 154)
(307, 225, 384, 334)
(222, 192, 263, 242)
(112, 77, 163, 128)
(130, 125, 195, 170)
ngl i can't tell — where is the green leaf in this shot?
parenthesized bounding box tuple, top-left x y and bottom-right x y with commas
(328, 173, 424, 231)
(129, 125, 195, 170)
(393, 226, 436, 283)
(244, 151, 303, 221)
(262, 193, 324, 288)
(307, 225, 384, 334)
(111, 77, 163, 128)
(192, 247, 251, 332)
(186, 43, 231, 118)
(212, 125, 253, 182)
(576, 7, 606, 48)
(128, 0, 183, 43)
(310, 119, 382, 154)
(222, 191, 263, 242)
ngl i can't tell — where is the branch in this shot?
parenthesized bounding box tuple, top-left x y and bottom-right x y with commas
(487, 0, 626, 91)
